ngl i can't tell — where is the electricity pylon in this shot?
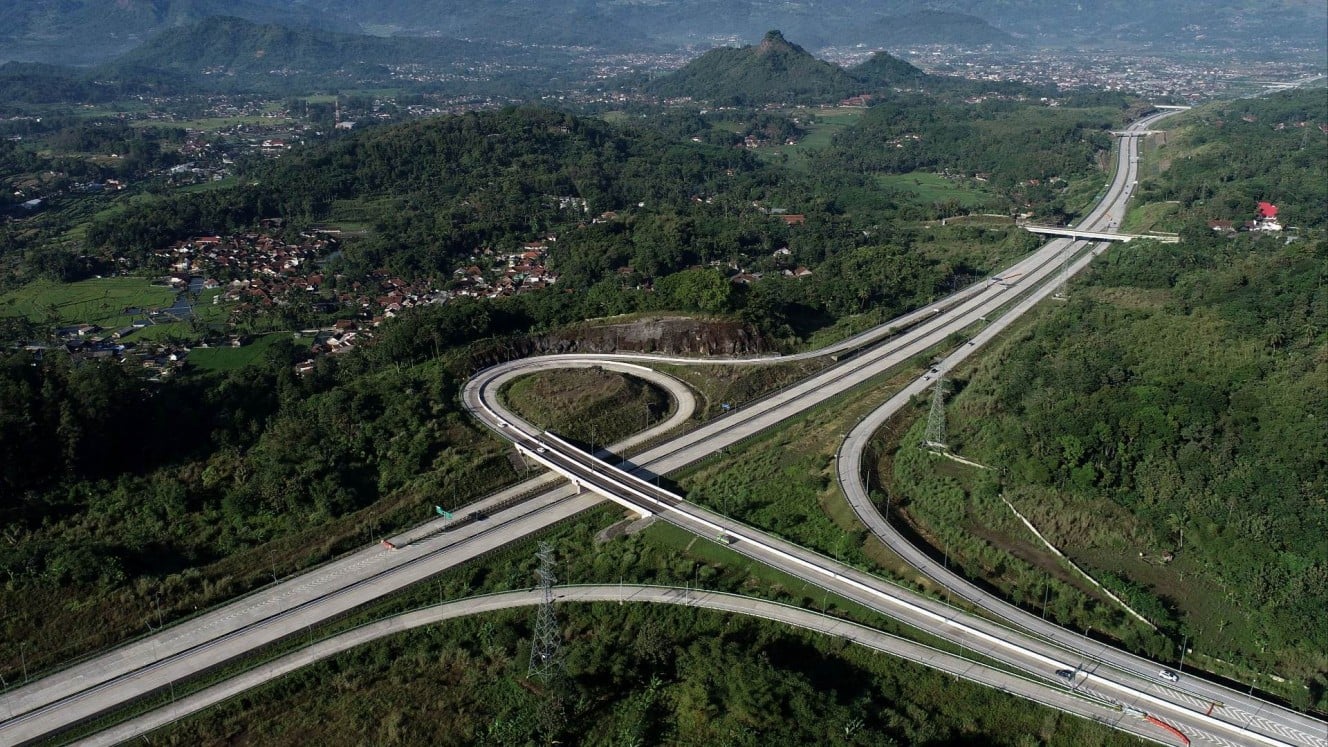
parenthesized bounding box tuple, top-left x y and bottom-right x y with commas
(527, 542, 564, 681)
(923, 377, 948, 451)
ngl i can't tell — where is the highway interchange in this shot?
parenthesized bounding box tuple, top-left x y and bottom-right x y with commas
(2, 108, 1325, 746)
(77, 585, 1181, 747)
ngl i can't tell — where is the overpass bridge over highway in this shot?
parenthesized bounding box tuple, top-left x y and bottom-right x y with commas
(1022, 225, 1181, 243)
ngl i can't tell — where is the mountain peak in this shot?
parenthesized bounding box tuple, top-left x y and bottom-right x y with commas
(851, 51, 927, 83)
(647, 30, 856, 105)
(757, 30, 798, 55)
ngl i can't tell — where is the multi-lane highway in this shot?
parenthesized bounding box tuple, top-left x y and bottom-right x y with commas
(3, 108, 1323, 746)
(74, 585, 1177, 747)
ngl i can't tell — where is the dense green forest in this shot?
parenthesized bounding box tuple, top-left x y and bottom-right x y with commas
(0, 342, 524, 673)
(926, 89, 1328, 704)
(0, 61, 170, 105)
(76, 106, 1020, 336)
(1138, 91, 1328, 230)
(819, 97, 1136, 221)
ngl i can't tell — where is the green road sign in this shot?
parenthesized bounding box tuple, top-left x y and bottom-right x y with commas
(435, 506, 453, 519)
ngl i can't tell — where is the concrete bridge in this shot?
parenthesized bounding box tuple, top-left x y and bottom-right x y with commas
(1022, 225, 1180, 243)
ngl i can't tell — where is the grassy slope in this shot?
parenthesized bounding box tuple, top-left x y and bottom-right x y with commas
(501, 368, 672, 448)
(188, 332, 293, 371)
(753, 108, 863, 173)
(875, 171, 1000, 209)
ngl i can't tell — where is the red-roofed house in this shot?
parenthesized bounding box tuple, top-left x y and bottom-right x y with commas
(1253, 201, 1282, 232)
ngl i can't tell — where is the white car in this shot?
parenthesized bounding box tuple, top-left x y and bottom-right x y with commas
(1159, 669, 1180, 683)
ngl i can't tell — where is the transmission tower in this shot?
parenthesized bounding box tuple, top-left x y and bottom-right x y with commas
(527, 542, 564, 682)
(1053, 244, 1072, 300)
(923, 377, 948, 451)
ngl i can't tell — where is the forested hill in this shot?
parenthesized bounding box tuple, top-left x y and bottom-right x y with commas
(84, 102, 956, 335)
(0, 61, 175, 105)
(0, 0, 350, 65)
(87, 107, 763, 277)
(647, 30, 861, 105)
(849, 51, 1054, 101)
(943, 88, 1328, 696)
(648, 31, 1047, 105)
(849, 51, 928, 87)
(817, 97, 1128, 221)
(100, 16, 504, 93)
(1142, 91, 1328, 231)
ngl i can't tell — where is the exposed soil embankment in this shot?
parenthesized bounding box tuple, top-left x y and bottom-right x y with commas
(464, 316, 772, 369)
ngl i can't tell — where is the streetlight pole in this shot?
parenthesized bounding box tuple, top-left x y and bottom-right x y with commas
(0, 672, 12, 720)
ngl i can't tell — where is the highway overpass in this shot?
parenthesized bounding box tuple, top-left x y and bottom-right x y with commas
(1023, 225, 1181, 243)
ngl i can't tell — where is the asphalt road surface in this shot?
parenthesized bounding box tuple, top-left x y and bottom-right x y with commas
(75, 585, 1174, 746)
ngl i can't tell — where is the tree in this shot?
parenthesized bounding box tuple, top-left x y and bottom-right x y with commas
(654, 268, 732, 313)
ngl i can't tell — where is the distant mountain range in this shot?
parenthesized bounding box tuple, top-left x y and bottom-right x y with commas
(0, 17, 578, 100)
(2, 0, 1323, 67)
(107, 16, 488, 80)
(0, 22, 1053, 104)
(860, 10, 1017, 48)
(0, 0, 351, 65)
